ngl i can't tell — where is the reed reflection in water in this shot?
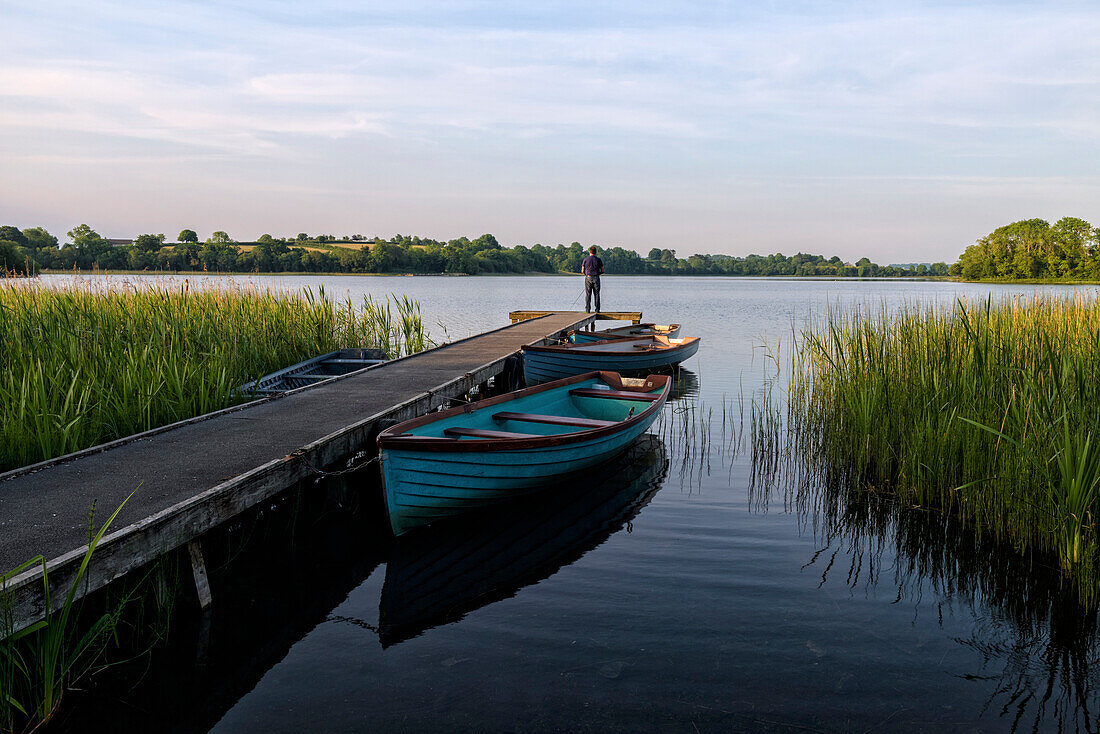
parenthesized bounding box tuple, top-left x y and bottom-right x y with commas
(751, 415, 1100, 733)
(652, 367, 745, 493)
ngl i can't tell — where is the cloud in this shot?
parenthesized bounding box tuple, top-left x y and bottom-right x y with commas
(5, 4, 1098, 147)
(0, 1, 1097, 258)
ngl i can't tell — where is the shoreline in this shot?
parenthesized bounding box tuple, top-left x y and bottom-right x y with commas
(28, 269, 960, 282)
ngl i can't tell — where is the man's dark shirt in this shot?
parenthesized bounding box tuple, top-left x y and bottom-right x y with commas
(581, 255, 603, 278)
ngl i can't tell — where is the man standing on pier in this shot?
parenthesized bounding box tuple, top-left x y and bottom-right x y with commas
(581, 245, 604, 313)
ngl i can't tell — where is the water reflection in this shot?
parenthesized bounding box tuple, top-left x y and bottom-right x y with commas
(653, 367, 745, 493)
(51, 485, 389, 734)
(666, 366, 700, 401)
(359, 434, 668, 648)
(752, 459, 1100, 732)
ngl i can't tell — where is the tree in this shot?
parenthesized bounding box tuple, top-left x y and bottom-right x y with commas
(134, 233, 166, 253)
(178, 229, 198, 243)
(952, 218, 1100, 280)
(22, 227, 57, 251)
(257, 234, 275, 244)
(96, 246, 129, 270)
(647, 248, 662, 260)
(206, 231, 233, 245)
(199, 240, 238, 271)
(252, 239, 289, 271)
(687, 254, 710, 272)
(67, 224, 111, 268)
(473, 233, 500, 250)
(0, 225, 28, 246)
(172, 241, 200, 269)
(0, 240, 34, 275)
(20, 226, 57, 266)
(129, 248, 156, 271)
(297, 233, 309, 241)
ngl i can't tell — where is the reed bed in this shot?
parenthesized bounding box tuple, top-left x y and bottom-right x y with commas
(0, 280, 433, 473)
(773, 294, 1100, 599)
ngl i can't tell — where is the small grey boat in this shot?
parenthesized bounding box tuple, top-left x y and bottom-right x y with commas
(238, 348, 388, 396)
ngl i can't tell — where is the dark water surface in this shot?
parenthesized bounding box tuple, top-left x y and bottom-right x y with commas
(43, 275, 1100, 732)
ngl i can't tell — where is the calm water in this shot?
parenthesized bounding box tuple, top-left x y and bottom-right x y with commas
(43, 274, 1100, 732)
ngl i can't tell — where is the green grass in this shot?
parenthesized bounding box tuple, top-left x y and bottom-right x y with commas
(0, 280, 433, 473)
(769, 294, 1100, 600)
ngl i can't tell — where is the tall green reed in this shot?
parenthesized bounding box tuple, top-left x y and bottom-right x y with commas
(1, 493, 132, 731)
(0, 280, 434, 473)
(768, 294, 1100, 600)
(333, 294, 432, 359)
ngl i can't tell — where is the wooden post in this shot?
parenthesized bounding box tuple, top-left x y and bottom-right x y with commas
(195, 607, 212, 665)
(188, 539, 213, 610)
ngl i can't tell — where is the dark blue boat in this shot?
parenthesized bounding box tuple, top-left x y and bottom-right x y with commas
(569, 322, 680, 343)
(522, 335, 701, 385)
(237, 348, 388, 396)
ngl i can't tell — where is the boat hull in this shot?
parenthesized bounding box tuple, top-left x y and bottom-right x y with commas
(522, 337, 700, 385)
(378, 371, 669, 536)
(382, 421, 653, 535)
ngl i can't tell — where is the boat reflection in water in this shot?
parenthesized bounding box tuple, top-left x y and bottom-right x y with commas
(378, 434, 669, 648)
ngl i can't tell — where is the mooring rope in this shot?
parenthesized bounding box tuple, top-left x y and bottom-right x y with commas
(327, 614, 380, 634)
(289, 449, 380, 477)
(289, 383, 499, 477)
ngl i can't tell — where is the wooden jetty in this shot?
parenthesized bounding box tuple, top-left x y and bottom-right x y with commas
(0, 311, 620, 635)
(510, 310, 641, 325)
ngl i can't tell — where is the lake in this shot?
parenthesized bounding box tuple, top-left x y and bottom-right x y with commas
(42, 274, 1100, 732)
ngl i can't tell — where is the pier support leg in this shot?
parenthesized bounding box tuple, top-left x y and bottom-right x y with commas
(188, 540, 213, 611)
(195, 609, 212, 666)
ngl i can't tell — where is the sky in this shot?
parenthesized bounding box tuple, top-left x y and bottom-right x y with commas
(1, 0, 1098, 262)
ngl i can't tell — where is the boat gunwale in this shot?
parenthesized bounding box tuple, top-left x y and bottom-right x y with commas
(377, 370, 668, 452)
(572, 323, 681, 340)
(238, 347, 390, 394)
(523, 335, 700, 356)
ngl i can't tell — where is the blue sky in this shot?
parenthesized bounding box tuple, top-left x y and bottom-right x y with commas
(1, 0, 1097, 262)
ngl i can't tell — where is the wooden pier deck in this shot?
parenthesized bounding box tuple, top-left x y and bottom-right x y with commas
(0, 311, 611, 633)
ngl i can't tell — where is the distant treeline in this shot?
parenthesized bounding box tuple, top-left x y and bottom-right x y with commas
(0, 225, 947, 277)
(956, 217, 1100, 281)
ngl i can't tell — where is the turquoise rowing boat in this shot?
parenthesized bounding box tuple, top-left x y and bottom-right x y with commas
(522, 335, 701, 385)
(377, 371, 670, 536)
(569, 322, 681, 343)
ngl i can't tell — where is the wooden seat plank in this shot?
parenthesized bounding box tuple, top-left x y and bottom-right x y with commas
(492, 411, 616, 429)
(569, 388, 659, 402)
(325, 358, 387, 365)
(442, 427, 540, 439)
